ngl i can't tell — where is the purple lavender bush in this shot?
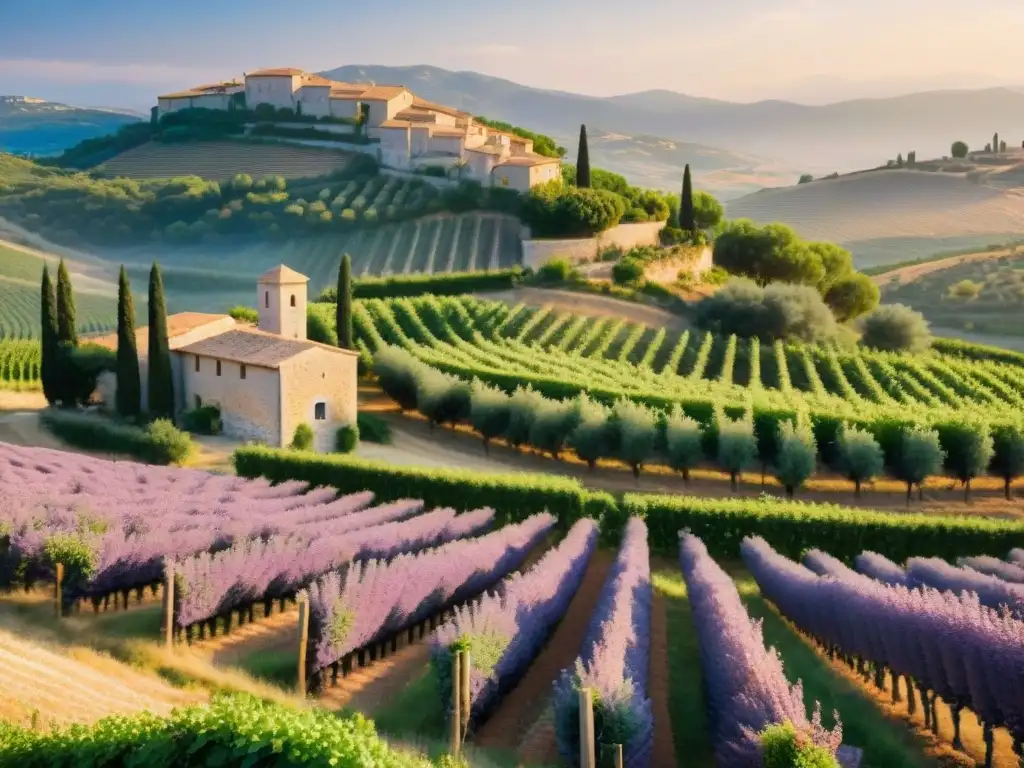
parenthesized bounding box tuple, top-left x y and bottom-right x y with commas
(553, 517, 653, 768)
(431, 518, 599, 728)
(907, 557, 1024, 619)
(853, 551, 908, 587)
(686, 534, 841, 766)
(957, 555, 1024, 585)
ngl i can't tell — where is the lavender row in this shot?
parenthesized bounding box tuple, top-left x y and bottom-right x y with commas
(173, 502, 490, 630)
(1011, 549, 1024, 567)
(853, 551, 909, 587)
(742, 536, 1024, 757)
(682, 534, 841, 766)
(552, 517, 652, 768)
(431, 518, 599, 726)
(306, 512, 555, 689)
(957, 556, 1024, 585)
(906, 558, 1024, 620)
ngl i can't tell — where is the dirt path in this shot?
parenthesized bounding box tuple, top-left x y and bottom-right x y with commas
(871, 247, 1014, 286)
(474, 549, 615, 758)
(649, 591, 677, 768)
(480, 287, 690, 331)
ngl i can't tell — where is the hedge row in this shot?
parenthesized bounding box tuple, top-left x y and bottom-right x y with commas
(317, 267, 523, 302)
(231, 446, 1024, 561)
(40, 411, 193, 466)
(0, 694, 432, 768)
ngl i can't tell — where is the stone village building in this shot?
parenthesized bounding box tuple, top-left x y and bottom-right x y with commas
(156, 68, 561, 192)
(94, 266, 357, 452)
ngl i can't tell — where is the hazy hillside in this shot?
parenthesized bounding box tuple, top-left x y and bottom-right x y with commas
(0, 97, 141, 157)
(322, 65, 1024, 173)
(726, 168, 1024, 267)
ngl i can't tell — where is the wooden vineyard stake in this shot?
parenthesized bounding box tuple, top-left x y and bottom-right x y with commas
(296, 593, 310, 699)
(614, 743, 624, 768)
(459, 649, 471, 733)
(579, 687, 596, 768)
(163, 560, 174, 648)
(54, 562, 64, 618)
(450, 650, 462, 756)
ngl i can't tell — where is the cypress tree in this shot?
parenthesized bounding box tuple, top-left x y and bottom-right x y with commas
(55, 258, 77, 346)
(40, 265, 59, 405)
(336, 253, 354, 350)
(147, 262, 174, 419)
(679, 164, 696, 231)
(993, 132, 999, 153)
(576, 124, 591, 188)
(116, 266, 142, 418)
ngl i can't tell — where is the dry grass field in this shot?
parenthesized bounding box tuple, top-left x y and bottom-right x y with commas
(726, 169, 1024, 268)
(95, 140, 359, 181)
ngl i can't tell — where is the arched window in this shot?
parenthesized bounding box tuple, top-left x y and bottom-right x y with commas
(265, 291, 269, 308)
(314, 402, 326, 421)
(290, 294, 296, 307)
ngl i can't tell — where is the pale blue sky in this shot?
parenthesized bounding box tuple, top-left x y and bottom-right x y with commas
(2, 0, 1022, 107)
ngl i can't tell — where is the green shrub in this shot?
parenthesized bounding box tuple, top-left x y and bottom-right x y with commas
(0, 693, 429, 768)
(860, 304, 932, 353)
(181, 405, 222, 435)
(40, 411, 192, 465)
(537, 259, 575, 283)
(760, 722, 840, 768)
(356, 412, 392, 444)
(317, 268, 522, 301)
(695, 279, 839, 344)
(703, 265, 730, 285)
(228, 305, 259, 324)
(291, 423, 314, 451)
(334, 423, 359, 453)
(307, 307, 338, 346)
(53, 342, 116, 407)
(611, 258, 645, 287)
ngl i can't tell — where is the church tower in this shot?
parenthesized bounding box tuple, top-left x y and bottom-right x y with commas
(257, 265, 308, 340)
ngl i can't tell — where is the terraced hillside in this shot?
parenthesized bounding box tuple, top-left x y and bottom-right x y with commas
(116, 212, 523, 313)
(95, 140, 360, 181)
(726, 170, 1024, 268)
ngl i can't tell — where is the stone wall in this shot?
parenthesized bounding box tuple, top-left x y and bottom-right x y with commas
(180, 354, 281, 446)
(642, 246, 714, 283)
(522, 221, 668, 268)
(279, 347, 359, 454)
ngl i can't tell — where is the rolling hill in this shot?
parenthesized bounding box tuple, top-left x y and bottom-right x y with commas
(725, 167, 1024, 268)
(321, 64, 1024, 175)
(0, 96, 141, 157)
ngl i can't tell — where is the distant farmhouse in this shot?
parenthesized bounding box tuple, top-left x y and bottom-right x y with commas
(94, 266, 357, 452)
(156, 68, 560, 192)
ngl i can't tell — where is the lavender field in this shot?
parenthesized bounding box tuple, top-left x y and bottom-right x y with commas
(3, 441, 1024, 767)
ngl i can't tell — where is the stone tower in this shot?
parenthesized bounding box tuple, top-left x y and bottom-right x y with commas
(257, 265, 308, 340)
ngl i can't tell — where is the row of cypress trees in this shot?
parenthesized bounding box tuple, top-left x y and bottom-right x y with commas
(40, 260, 173, 419)
(572, 122, 696, 231)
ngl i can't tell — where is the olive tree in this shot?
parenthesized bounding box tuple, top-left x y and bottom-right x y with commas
(373, 346, 419, 412)
(612, 399, 659, 480)
(469, 380, 511, 454)
(940, 419, 994, 501)
(991, 422, 1024, 500)
(415, 367, 470, 428)
(504, 385, 545, 450)
(837, 425, 884, 498)
(716, 411, 758, 490)
(860, 304, 932, 353)
(529, 397, 582, 459)
(775, 419, 817, 497)
(568, 394, 613, 471)
(664, 404, 704, 483)
(895, 425, 946, 504)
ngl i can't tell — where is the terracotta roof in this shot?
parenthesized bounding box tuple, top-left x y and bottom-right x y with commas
(88, 313, 234, 353)
(430, 128, 467, 137)
(178, 328, 356, 369)
(411, 97, 468, 118)
(466, 145, 505, 156)
(329, 90, 363, 100)
(378, 119, 412, 129)
(496, 155, 560, 167)
(247, 68, 305, 77)
(395, 108, 439, 123)
(258, 265, 309, 284)
(301, 74, 336, 88)
(358, 85, 409, 101)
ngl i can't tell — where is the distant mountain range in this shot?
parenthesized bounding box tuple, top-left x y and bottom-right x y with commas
(324, 65, 1024, 175)
(0, 97, 141, 157)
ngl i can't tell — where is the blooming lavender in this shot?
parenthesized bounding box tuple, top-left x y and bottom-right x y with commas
(744, 536, 1024, 763)
(1009, 548, 1024, 567)
(305, 512, 554, 689)
(431, 518, 599, 726)
(957, 555, 1024, 585)
(907, 557, 1024, 619)
(687, 534, 841, 766)
(854, 551, 909, 587)
(552, 517, 652, 768)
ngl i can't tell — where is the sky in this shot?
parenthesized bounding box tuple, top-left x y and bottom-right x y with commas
(2, 0, 1023, 109)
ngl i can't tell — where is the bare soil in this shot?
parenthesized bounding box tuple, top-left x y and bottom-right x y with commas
(648, 591, 677, 768)
(474, 549, 614, 760)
